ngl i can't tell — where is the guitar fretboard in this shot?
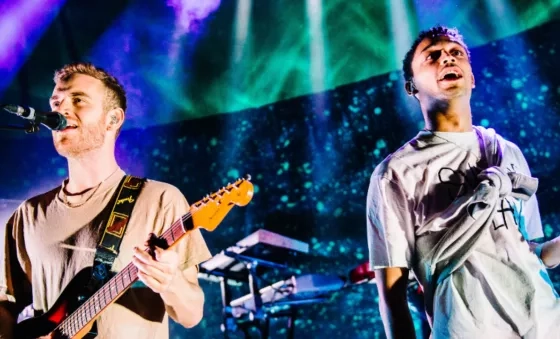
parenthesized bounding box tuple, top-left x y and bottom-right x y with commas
(56, 212, 193, 337)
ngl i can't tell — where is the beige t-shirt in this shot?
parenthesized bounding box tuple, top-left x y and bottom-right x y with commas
(0, 168, 212, 339)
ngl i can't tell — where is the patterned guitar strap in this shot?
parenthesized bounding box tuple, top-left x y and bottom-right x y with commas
(86, 175, 145, 338)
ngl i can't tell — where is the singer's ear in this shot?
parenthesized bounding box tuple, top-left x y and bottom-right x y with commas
(106, 107, 124, 132)
(405, 81, 417, 96)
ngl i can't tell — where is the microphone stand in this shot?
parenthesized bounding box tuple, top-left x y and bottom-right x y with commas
(1, 104, 42, 133)
(0, 122, 40, 133)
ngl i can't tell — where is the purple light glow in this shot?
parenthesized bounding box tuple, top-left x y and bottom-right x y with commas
(0, 0, 66, 91)
(167, 0, 222, 34)
(165, 0, 221, 78)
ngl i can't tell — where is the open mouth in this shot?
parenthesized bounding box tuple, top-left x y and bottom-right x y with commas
(438, 69, 463, 82)
(61, 124, 78, 131)
(441, 73, 462, 81)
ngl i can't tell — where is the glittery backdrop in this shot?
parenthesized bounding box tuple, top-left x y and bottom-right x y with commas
(0, 20, 559, 339)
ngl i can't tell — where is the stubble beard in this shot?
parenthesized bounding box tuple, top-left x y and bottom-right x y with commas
(53, 120, 106, 158)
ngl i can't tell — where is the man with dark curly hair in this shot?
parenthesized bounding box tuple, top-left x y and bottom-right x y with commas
(367, 26, 560, 338)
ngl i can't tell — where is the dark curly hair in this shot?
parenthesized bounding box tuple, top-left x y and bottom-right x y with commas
(402, 25, 471, 81)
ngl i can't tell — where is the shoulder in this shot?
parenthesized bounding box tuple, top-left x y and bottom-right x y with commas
(368, 143, 421, 202)
(372, 154, 401, 181)
(475, 125, 530, 172)
(18, 185, 60, 213)
(371, 137, 423, 182)
(138, 178, 188, 206)
(501, 139, 531, 173)
(475, 125, 522, 153)
(5, 186, 60, 233)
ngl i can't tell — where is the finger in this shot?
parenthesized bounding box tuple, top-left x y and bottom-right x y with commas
(132, 249, 169, 274)
(153, 247, 179, 265)
(133, 246, 152, 260)
(134, 247, 175, 271)
(137, 266, 176, 293)
(133, 247, 159, 264)
(133, 248, 173, 274)
(132, 256, 169, 283)
(137, 271, 165, 293)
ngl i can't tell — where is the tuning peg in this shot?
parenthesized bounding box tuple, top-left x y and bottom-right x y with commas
(245, 174, 251, 181)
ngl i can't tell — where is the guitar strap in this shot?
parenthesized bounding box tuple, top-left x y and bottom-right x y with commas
(87, 174, 145, 338)
(94, 175, 145, 269)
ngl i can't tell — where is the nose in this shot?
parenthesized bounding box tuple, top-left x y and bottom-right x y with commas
(440, 50, 456, 65)
(57, 98, 72, 115)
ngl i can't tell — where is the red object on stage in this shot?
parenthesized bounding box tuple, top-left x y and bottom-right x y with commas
(348, 262, 375, 284)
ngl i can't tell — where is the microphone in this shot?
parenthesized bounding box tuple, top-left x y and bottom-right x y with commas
(2, 104, 67, 131)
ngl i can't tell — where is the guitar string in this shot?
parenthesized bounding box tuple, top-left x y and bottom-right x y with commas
(56, 212, 192, 335)
(57, 183, 239, 334)
(59, 215, 189, 336)
(60, 215, 189, 335)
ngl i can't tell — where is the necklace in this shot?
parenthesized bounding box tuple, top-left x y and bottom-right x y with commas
(60, 167, 120, 208)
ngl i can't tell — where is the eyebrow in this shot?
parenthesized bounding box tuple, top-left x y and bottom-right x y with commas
(50, 91, 92, 102)
(420, 40, 465, 54)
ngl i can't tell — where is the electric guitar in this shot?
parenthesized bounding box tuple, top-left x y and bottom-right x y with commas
(14, 176, 254, 339)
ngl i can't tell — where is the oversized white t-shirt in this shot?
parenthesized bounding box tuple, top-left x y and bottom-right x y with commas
(367, 126, 560, 338)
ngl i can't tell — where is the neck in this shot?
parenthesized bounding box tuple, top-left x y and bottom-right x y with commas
(65, 146, 119, 193)
(421, 96, 473, 132)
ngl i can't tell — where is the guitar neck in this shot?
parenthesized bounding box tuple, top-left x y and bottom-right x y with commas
(56, 213, 193, 337)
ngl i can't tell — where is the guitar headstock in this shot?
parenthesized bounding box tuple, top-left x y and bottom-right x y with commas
(191, 175, 254, 232)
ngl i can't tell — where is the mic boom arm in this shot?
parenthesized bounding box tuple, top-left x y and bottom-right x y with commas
(2, 104, 67, 131)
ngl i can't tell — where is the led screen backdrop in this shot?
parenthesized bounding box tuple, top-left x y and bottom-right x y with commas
(1, 0, 559, 127)
(1, 18, 560, 338)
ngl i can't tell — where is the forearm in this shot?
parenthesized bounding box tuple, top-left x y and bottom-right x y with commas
(160, 274, 204, 328)
(0, 302, 15, 339)
(378, 298, 417, 339)
(375, 268, 417, 339)
(536, 236, 560, 268)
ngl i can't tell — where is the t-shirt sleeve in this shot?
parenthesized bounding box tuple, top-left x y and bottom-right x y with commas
(159, 187, 212, 271)
(509, 144, 543, 240)
(367, 173, 415, 269)
(0, 208, 32, 316)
